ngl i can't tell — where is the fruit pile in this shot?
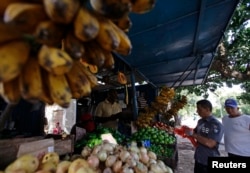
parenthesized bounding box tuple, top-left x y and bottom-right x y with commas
(152, 122, 174, 133)
(0, 0, 156, 108)
(129, 127, 176, 161)
(129, 127, 176, 145)
(75, 126, 126, 149)
(2, 142, 174, 173)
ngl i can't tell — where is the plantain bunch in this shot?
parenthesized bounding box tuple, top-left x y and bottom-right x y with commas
(135, 108, 157, 128)
(0, 0, 156, 108)
(164, 95, 188, 120)
(135, 87, 187, 128)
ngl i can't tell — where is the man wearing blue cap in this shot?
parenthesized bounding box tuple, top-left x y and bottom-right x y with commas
(222, 98, 250, 157)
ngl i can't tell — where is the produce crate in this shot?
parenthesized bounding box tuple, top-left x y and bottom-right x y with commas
(0, 135, 74, 169)
(0, 136, 44, 169)
(54, 135, 74, 156)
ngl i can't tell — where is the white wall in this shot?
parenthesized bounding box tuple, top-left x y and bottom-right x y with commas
(45, 99, 76, 134)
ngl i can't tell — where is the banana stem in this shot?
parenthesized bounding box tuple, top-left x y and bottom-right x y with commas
(0, 103, 16, 132)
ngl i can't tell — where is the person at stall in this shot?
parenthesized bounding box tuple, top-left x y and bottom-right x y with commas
(185, 99, 224, 173)
(222, 98, 250, 157)
(94, 89, 122, 129)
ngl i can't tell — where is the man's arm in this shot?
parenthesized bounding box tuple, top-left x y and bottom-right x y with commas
(192, 133, 218, 148)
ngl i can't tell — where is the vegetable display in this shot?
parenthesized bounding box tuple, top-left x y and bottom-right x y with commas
(75, 126, 126, 149)
(130, 127, 176, 145)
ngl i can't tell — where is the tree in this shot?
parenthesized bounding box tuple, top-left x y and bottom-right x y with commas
(178, 0, 250, 103)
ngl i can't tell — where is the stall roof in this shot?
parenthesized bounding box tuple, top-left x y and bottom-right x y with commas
(114, 0, 239, 88)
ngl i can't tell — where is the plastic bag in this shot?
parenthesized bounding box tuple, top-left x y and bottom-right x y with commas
(174, 125, 198, 147)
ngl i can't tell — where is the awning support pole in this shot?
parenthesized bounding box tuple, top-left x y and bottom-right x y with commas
(130, 69, 138, 120)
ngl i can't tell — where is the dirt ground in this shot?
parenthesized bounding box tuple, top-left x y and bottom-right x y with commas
(174, 136, 227, 173)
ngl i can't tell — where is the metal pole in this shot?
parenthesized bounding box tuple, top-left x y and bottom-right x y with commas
(130, 70, 138, 120)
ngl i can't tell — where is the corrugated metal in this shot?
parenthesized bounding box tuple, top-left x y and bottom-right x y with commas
(114, 0, 239, 88)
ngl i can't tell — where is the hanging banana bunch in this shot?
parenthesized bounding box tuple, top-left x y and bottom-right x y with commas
(0, 0, 157, 107)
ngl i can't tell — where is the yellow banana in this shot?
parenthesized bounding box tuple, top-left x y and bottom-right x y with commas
(112, 15, 132, 32)
(63, 31, 85, 60)
(103, 50, 115, 70)
(65, 60, 92, 99)
(90, 0, 132, 19)
(74, 7, 100, 42)
(0, 76, 21, 104)
(38, 68, 54, 105)
(19, 56, 43, 102)
(47, 73, 72, 108)
(38, 45, 73, 75)
(34, 20, 67, 47)
(96, 17, 120, 51)
(80, 60, 98, 74)
(0, 0, 24, 17)
(3, 3, 48, 33)
(110, 21, 132, 56)
(130, 0, 156, 14)
(43, 0, 80, 24)
(0, 40, 30, 82)
(83, 41, 106, 68)
(0, 22, 23, 44)
(76, 61, 98, 88)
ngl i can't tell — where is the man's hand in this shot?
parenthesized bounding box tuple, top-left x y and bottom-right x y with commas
(183, 126, 194, 136)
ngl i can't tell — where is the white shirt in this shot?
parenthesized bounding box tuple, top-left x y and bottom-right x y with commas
(95, 99, 122, 117)
(222, 114, 250, 156)
(95, 99, 122, 129)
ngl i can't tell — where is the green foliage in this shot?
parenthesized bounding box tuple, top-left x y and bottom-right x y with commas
(177, 0, 250, 104)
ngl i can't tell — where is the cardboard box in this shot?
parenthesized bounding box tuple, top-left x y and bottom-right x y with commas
(0, 136, 43, 169)
(17, 138, 54, 158)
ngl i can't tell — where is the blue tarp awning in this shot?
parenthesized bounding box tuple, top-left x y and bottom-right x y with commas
(114, 0, 239, 88)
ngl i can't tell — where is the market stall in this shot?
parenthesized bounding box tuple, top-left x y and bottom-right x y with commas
(0, 0, 239, 172)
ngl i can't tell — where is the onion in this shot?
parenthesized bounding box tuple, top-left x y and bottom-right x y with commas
(148, 158, 157, 165)
(105, 155, 118, 167)
(125, 157, 136, 167)
(139, 153, 149, 165)
(92, 145, 102, 155)
(119, 150, 130, 162)
(102, 143, 115, 152)
(112, 160, 122, 173)
(134, 161, 148, 173)
(81, 146, 91, 158)
(120, 165, 134, 173)
(150, 163, 164, 173)
(87, 155, 99, 169)
(139, 147, 147, 154)
(103, 167, 113, 173)
(129, 152, 139, 161)
(129, 142, 139, 153)
(97, 150, 108, 162)
(147, 151, 157, 160)
(157, 160, 169, 173)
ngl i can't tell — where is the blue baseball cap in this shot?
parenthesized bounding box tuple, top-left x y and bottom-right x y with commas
(224, 99, 238, 108)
